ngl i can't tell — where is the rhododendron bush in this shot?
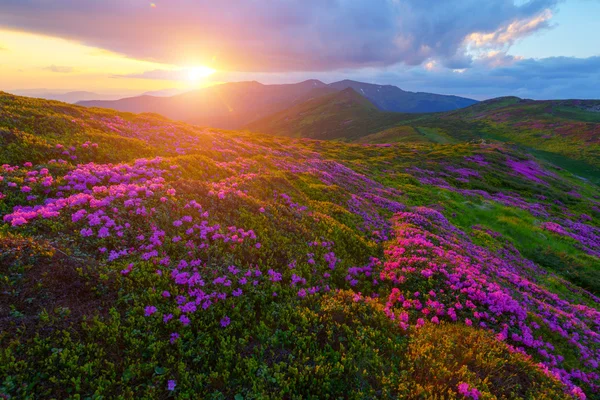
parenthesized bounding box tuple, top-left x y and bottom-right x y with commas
(1, 93, 599, 399)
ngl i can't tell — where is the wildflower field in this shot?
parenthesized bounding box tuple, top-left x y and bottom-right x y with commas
(1, 92, 599, 399)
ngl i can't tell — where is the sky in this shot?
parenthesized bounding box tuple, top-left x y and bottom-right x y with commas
(0, 0, 598, 100)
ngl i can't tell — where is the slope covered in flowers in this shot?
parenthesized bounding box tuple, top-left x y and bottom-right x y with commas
(0, 92, 599, 399)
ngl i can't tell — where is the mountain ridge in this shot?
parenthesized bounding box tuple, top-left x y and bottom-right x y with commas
(246, 87, 411, 140)
(77, 80, 478, 128)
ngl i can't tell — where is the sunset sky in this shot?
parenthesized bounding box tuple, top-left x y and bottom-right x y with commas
(0, 0, 598, 100)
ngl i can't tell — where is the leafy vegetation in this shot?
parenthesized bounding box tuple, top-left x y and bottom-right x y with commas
(0, 92, 598, 399)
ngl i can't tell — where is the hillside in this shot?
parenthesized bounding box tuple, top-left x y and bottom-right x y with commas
(10, 90, 123, 104)
(78, 80, 335, 129)
(246, 88, 412, 140)
(257, 93, 600, 183)
(329, 80, 478, 112)
(77, 80, 477, 128)
(1, 92, 599, 399)
(397, 97, 600, 180)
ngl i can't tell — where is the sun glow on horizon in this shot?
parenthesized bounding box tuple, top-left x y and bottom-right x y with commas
(0, 29, 220, 94)
(186, 66, 216, 84)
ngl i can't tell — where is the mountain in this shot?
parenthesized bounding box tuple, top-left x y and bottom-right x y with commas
(141, 88, 188, 97)
(77, 80, 477, 128)
(78, 80, 334, 129)
(328, 80, 478, 113)
(1, 92, 599, 398)
(246, 88, 412, 140)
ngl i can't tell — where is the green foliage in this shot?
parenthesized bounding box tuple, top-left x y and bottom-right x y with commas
(0, 92, 598, 399)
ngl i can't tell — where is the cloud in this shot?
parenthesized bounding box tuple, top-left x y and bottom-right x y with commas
(43, 64, 75, 73)
(113, 69, 183, 81)
(0, 0, 559, 72)
(465, 9, 554, 50)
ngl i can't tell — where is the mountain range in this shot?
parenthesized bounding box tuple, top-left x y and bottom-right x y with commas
(77, 80, 478, 128)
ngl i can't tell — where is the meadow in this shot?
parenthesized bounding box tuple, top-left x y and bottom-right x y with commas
(1, 92, 599, 399)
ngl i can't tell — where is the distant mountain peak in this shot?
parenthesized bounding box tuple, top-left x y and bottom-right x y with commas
(300, 79, 326, 85)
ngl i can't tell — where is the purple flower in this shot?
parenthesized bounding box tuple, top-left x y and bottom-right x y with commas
(179, 315, 190, 326)
(220, 316, 231, 327)
(144, 306, 157, 316)
(167, 380, 176, 391)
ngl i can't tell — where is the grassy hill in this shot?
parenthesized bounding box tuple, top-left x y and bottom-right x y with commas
(248, 91, 600, 183)
(1, 92, 599, 399)
(404, 98, 600, 182)
(78, 80, 335, 129)
(246, 88, 413, 140)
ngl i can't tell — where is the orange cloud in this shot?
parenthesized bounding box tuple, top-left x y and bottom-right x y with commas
(466, 10, 553, 50)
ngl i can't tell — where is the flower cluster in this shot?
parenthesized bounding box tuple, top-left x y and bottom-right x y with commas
(376, 206, 598, 396)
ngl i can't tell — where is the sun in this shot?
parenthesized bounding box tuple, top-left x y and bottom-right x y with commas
(186, 66, 216, 83)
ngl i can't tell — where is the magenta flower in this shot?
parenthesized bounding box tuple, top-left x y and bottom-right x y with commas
(457, 382, 480, 399)
(10, 217, 27, 227)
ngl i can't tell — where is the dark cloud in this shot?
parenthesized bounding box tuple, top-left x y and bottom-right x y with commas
(42, 65, 75, 73)
(0, 0, 558, 71)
